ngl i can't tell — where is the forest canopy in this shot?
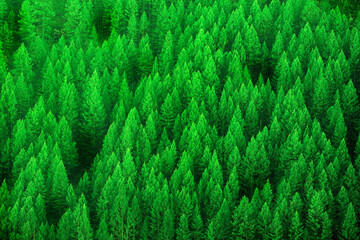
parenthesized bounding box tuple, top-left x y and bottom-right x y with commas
(0, 0, 360, 239)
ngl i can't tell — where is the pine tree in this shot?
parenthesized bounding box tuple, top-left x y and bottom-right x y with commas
(11, 119, 28, 161)
(244, 24, 262, 65)
(312, 71, 330, 123)
(74, 194, 93, 240)
(122, 148, 136, 182)
(50, 159, 69, 220)
(209, 198, 231, 239)
(64, 0, 82, 37)
(321, 211, 333, 240)
(77, 171, 90, 199)
(138, 34, 154, 77)
(224, 166, 240, 211)
(18, 0, 36, 45)
(55, 117, 78, 174)
(117, 74, 133, 115)
(269, 211, 283, 240)
(161, 93, 177, 132)
(0, 0, 7, 26)
(96, 217, 111, 240)
(0, 43, 7, 88)
(1, 18, 14, 58)
(350, 27, 360, 85)
(12, 43, 35, 90)
(203, 55, 221, 95)
(240, 137, 270, 193)
(336, 139, 352, 173)
(341, 79, 360, 150)
(58, 78, 79, 133)
(159, 31, 174, 77)
(80, 71, 107, 164)
(327, 100, 347, 148)
(278, 127, 302, 177)
(110, 0, 126, 34)
(289, 211, 304, 240)
(0, 73, 17, 133)
(245, 100, 259, 140)
(0, 180, 9, 239)
(191, 202, 203, 240)
(177, 214, 191, 240)
(66, 184, 77, 210)
(232, 196, 256, 239)
(341, 202, 359, 240)
(306, 191, 331, 239)
(271, 31, 285, 63)
(58, 209, 76, 240)
(127, 13, 138, 44)
(139, 12, 149, 37)
(258, 202, 272, 239)
(159, 208, 174, 240)
(20, 0, 55, 42)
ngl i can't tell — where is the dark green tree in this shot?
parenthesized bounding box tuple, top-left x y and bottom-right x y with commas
(18, 0, 36, 45)
(55, 117, 78, 174)
(0, 180, 10, 239)
(232, 196, 256, 239)
(289, 211, 304, 240)
(240, 136, 270, 193)
(50, 159, 69, 220)
(245, 100, 259, 140)
(12, 43, 35, 91)
(340, 202, 359, 240)
(244, 24, 262, 64)
(74, 194, 93, 240)
(80, 71, 107, 164)
(138, 34, 154, 77)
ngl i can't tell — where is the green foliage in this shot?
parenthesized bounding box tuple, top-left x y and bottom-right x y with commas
(240, 136, 270, 193)
(341, 202, 359, 240)
(80, 70, 107, 164)
(0, 180, 10, 239)
(1, 0, 360, 239)
(50, 159, 70, 219)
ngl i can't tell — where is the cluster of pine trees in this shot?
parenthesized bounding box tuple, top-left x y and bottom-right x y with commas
(0, 0, 360, 239)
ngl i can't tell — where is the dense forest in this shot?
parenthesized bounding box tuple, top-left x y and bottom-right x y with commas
(1, 0, 360, 239)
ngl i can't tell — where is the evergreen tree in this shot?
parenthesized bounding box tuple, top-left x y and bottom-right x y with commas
(232, 196, 256, 239)
(306, 191, 332, 239)
(0, 42, 7, 87)
(340, 202, 359, 240)
(269, 211, 283, 240)
(289, 211, 304, 240)
(244, 24, 262, 64)
(64, 0, 82, 37)
(58, 78, 79, 133)
(74, 194, 93, 240)
(161, 93, 177, 132)
(177, 213, 191, 240)
(327, 100, 347, 148)
(0, 180, 9, 239)
(12, 43, 35, 91)
(341, 79, 360, 151)
(50, 159, 69, 220)
(258, 202, 272, 239)
(138, 34, 154, 77)
(80, 71, 107, 164)
(245, 99, 260, 140)
(55, 117, 78, 174)
(18, 0, 36, 45)
(350, 27, 360, 85)
(240, 136, 270, 193)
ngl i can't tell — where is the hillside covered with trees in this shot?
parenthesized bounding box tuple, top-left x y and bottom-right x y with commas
(1, 0, 360, 239)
